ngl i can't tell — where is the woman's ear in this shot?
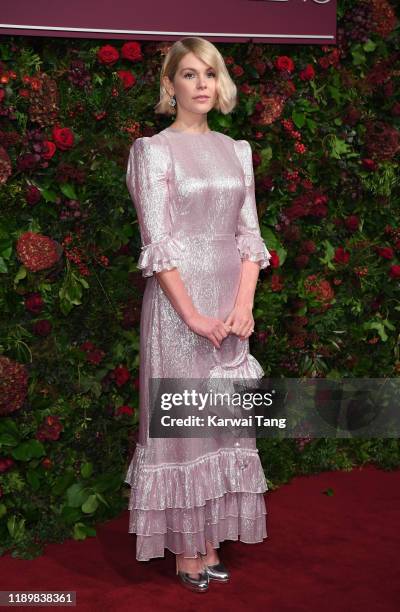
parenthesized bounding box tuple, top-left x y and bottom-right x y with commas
(162, 75, 173, 97)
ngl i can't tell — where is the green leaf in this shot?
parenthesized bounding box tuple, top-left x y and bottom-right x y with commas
(26, 469, 41, 491)
(53, 471, 75, 496)
(41, 188, 59, 203)
(81, 494, 99, 514)
(79, 277, 89, 289)
(60, 183, 78, 200)
(292, 110, 305, 129)
(363, 39, 376, 53)
(81, 462, 93, 479)
(73, 522, 88, 540)
(12, 440, 45, 461)
(66, 483, 90, 508)
(0, 433, 19, 447)
(14, 266, 27, 285)
(351, 48, 366, 66)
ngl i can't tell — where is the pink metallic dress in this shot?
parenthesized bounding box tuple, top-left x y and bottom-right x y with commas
(124, 125, 272, 561)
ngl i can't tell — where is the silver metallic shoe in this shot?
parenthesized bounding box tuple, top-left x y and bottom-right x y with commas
(200, 554, 230, 582)
(175, 556, 210, 593)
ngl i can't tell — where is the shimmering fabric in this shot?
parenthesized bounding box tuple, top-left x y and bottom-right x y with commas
(124, 126, 272, 561)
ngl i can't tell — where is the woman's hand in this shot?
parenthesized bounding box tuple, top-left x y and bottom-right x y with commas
(224, 304, 254, 341)
(185, 312, 231, 349)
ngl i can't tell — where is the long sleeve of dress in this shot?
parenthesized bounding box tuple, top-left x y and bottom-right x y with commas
(126, 136, 184, 277)
(234, 140, 272, 269)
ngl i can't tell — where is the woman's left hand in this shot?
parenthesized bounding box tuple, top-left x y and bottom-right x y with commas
(224, 304, 255, 341)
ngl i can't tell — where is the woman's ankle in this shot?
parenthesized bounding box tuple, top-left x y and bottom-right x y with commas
(176, 553, 203, 574)
(202, 541, 220, 565)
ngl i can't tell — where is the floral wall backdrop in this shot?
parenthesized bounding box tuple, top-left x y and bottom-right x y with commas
(0, 0, 399, 558)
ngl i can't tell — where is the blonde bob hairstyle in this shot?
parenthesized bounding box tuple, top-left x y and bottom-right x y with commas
(154, 37, 238, 116)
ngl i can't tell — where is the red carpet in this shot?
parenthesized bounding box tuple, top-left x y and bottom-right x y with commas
(1, 465, 399, 611)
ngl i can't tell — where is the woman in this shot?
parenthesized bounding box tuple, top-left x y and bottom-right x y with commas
(124, 36, 272, 592)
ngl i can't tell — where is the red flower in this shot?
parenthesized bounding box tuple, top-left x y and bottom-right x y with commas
(42, 141, 56, 159)
(299, 64, 315, 81)
(344, 215, 360, 232)
(25, 184, 41, 206)
(36, 415, 63, 442)
(391, 102, 400, 117)
(86, 348, 106, 365)
(121, 41, 142, 63)
(0, 458, 14, 473)
(52, 126, 74, 151)
(97, 44, 119, 65)
(275, 56, 295, 73)
(295, 254, 309, 269)
(362, 158, 378, 171)
(376, 246, 394, 259)
(333, 247, 350, 264)
(117, 70, 136, 90)
(16, 231, 60, 271)
(389, 265, 400, 279)
(304, 276, 335, 303)
(116, 405, 135, 416)
(32, 319, 52, 337)
(42, 458, 53, 470)
(113, 365, 130, 387)
(232, 65, 244, 77)
(81, 340, 95, 352)
(270, 274, 284, 292)
(269, 250, 280, 268)
(25, 292, 44, 314)
(302, 240, 316, 255)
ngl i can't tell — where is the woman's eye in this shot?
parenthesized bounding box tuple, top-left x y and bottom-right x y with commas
(184, 72, 216, 79)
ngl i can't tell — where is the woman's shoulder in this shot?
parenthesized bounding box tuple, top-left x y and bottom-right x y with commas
(214, 131, 251, 156)
(129, 131, 166, 152)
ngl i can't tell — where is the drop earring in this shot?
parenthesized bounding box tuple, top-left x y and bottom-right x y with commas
(169, 94, 176, 108)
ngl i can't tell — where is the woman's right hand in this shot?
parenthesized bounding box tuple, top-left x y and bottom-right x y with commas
(185, 312, 231, 349)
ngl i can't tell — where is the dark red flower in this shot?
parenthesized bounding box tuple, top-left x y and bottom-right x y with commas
(269, 250, 280, 268)
(25, 292, 44, 314)
(362, 158, 378, 171)
(42, 141, 56, 159)
(389, 265, 400, 279)
(275, 56, 295, 73)
(344, 215, 360, 232)
(299, 64, 315, 81)
(25, 184, 41, 206)
(0, 458, 14, 473)
(113, 365, 130, 387)
(121, 41, 142, 63)
(270, 274, 284, 292)
(116, 404, 135, 416)
(32, 319, 52, 337)
(117, 70, 136, 90)
(97, 44, 119, 65)
(334, 247, 350, 264)
(52, 126, 74, 151)
(86, 349, 106, 365)
(16, 231, 60, 271)
(376, 246, 394, 259)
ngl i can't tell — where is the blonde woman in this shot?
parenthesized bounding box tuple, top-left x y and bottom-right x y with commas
(125, 36, 271, 592)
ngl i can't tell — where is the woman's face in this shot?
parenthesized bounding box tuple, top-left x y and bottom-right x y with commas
(165, 52, 217, 117)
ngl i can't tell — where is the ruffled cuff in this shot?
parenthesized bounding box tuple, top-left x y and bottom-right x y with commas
(236, 234, 272, 269)
(137, 235, 185, 277)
